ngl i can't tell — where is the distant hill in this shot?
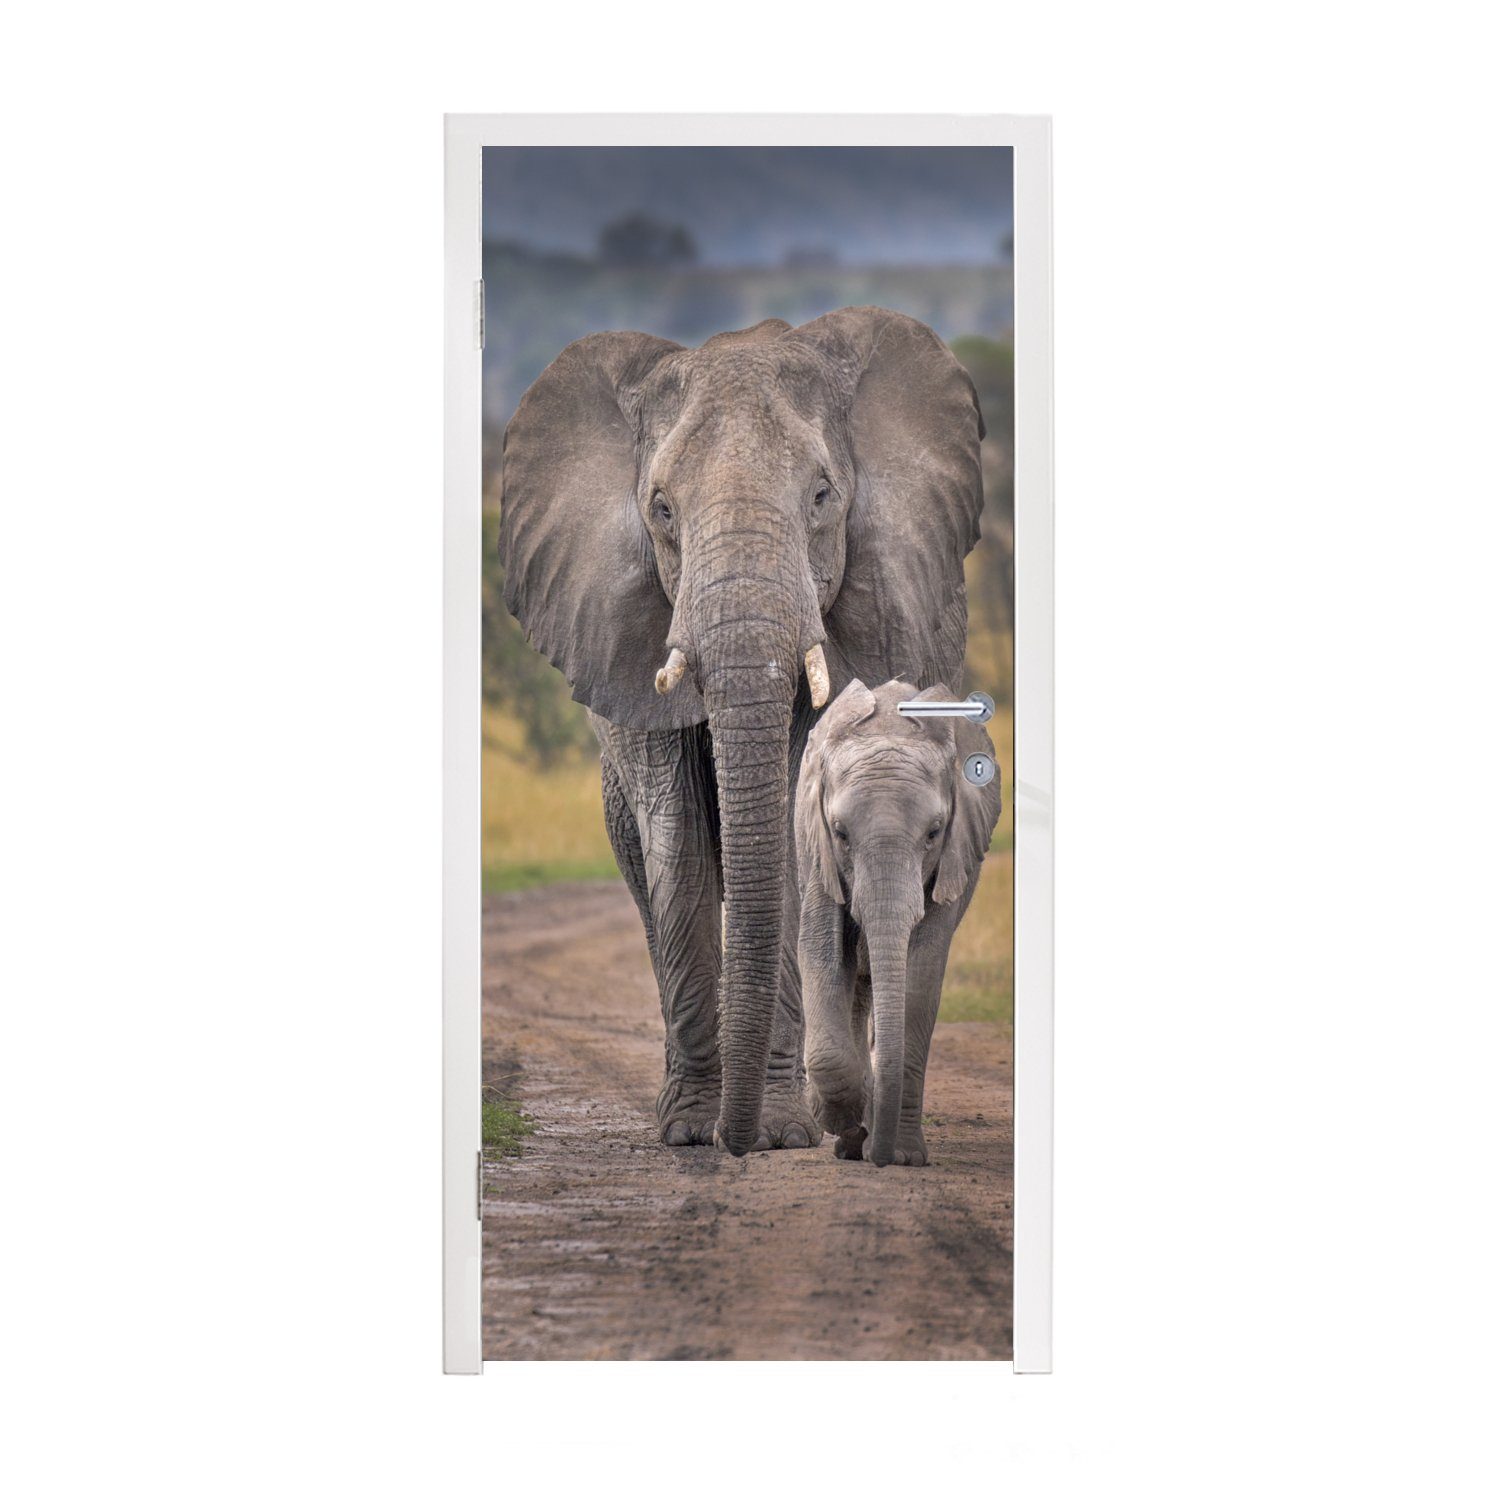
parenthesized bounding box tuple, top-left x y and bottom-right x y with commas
(481, 244, 1014, 434)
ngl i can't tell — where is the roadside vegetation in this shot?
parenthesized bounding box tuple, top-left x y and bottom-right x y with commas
(480, 700, 615, 892)
(482, 1093, 536, 1158)
(940, 705, 1014, 1027)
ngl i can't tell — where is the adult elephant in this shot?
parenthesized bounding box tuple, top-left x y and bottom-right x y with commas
(499, 307, 985, 1155)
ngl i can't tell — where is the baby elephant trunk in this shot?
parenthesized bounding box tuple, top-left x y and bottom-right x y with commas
(856, 854, 925, 1167)
(866, 926, 908, 1167)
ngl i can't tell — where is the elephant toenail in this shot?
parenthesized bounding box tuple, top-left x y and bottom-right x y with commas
(663, 1121, 693, 1146)
(781, 1124, 809, 1148)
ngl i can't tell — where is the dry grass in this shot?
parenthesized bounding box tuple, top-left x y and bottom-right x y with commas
(481, 705, 618, 890)
(940, 702, 1014, 1026)
(940, 849, 1014, 1025)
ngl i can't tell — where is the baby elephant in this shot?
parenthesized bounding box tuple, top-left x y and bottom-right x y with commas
(795, 679, 1002, 1166)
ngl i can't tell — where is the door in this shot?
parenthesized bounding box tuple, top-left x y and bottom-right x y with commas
(446, 120, 1048, 1367)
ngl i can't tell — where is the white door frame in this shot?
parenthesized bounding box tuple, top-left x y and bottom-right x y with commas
(442, 113, 1053, 1374)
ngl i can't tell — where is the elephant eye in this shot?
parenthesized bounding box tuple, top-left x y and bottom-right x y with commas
(926, 819, 944, 842)
(813, 483, 831, 509)
(651, 492, 673, 527)
(832, 820, 849, 843)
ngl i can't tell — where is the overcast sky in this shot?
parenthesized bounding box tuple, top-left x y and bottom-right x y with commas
(482, 146, 1013, 267)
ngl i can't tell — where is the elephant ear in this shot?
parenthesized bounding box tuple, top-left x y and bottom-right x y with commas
(794, 307, 985, 693)
(934, 715, 1004, 906)
(796, 679, 878, 904)
(499, 330, 704, 730)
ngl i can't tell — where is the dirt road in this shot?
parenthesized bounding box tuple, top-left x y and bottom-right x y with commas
(482, 881, 1013, 1360)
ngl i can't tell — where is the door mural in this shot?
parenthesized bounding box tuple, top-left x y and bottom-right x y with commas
(481, 146, 1015, 1359)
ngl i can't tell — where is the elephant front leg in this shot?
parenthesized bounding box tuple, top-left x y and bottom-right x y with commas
(757, 918, 823, 1149)
(798, 890, 863, 1152)
(645, 804, 724, 1144)
(597, 721, 724, 1146)
(826, 979, 873, 1161)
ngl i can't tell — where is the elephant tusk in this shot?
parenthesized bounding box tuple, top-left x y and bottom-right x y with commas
(804, 644, 830, 709)
(655, 648, 689, 696)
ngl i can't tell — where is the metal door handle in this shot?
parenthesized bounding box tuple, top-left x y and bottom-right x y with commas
(896, 690, 995, 724)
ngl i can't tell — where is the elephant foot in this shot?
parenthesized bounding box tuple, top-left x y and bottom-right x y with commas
(834, 1125, 928, 1166)
(656, 1074, 721, 1147)
(811, 1085, 865, 1145)
(753, 1085, 823, 1150)
(891, 1127, 929, 1168)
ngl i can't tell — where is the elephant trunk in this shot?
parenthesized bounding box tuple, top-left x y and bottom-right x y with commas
(697, 579, 800, 1157)
(855, 851, 924, 1167)
(865, 925, 910, 1167)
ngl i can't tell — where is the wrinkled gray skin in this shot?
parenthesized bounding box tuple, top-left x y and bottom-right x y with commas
(796, 680, 1002, 1167)
(499, 309, 984, 1155)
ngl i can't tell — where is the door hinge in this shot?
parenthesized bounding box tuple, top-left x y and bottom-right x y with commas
(475, 279, 485, 350)
(476, 1148, 483, 1220)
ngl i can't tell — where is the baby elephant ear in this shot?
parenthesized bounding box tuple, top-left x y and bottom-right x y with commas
(811, 677, 879, 744)
(499, 330, 703, 730)
(934, 716, 1003, 906)
(793, 308, 984, 693)
(797, 680, 878, 904)
(794, 737, 844, 906)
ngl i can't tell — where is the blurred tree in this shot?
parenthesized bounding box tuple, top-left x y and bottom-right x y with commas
(597, 213, 698, 268)
(951, 333, 1014, 461)
(950, 335, 1015, 703)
